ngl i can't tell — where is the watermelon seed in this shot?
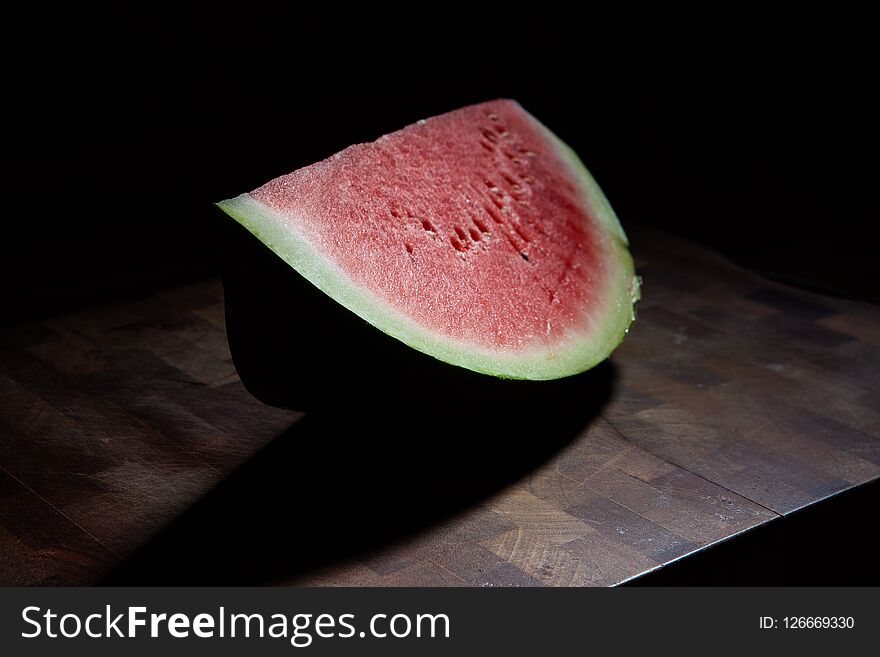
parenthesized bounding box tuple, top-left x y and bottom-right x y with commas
(450, 236, 466, 252)
(520, 252, 530, 262)
(469, 227, 481, 241)
(417, 119, 427, 126)
(473, 217, 489, 233)
(454, 225, 468, 241)
(421, 219, 436, 233)
(405, 243, 414, 254)
(481, 130, 498, 143)
(487, 113, 499, 121)
(479, 140, 495, 153)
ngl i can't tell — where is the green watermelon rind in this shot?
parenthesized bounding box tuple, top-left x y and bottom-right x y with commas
(216, 118, 639, 381)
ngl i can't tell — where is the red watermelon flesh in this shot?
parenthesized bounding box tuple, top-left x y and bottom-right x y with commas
(218, 100, 639, 380)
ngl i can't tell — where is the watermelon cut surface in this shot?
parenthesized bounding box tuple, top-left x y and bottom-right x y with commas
(217, 100, 639, 380)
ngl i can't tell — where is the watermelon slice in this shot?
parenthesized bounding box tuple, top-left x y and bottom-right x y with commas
(217, 100, 639, 381)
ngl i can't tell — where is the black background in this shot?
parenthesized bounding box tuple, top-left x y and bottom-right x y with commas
(3, 7, 878, 584)
(4, 6, 877, 324)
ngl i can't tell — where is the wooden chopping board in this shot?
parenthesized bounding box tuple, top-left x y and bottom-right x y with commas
(1, 227, 878, 586)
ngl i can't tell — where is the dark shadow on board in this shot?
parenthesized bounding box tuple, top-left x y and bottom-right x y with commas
(101, 361, 614, 584)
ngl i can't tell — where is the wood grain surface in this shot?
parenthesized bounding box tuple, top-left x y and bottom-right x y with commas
(1, 228, 878, 586)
